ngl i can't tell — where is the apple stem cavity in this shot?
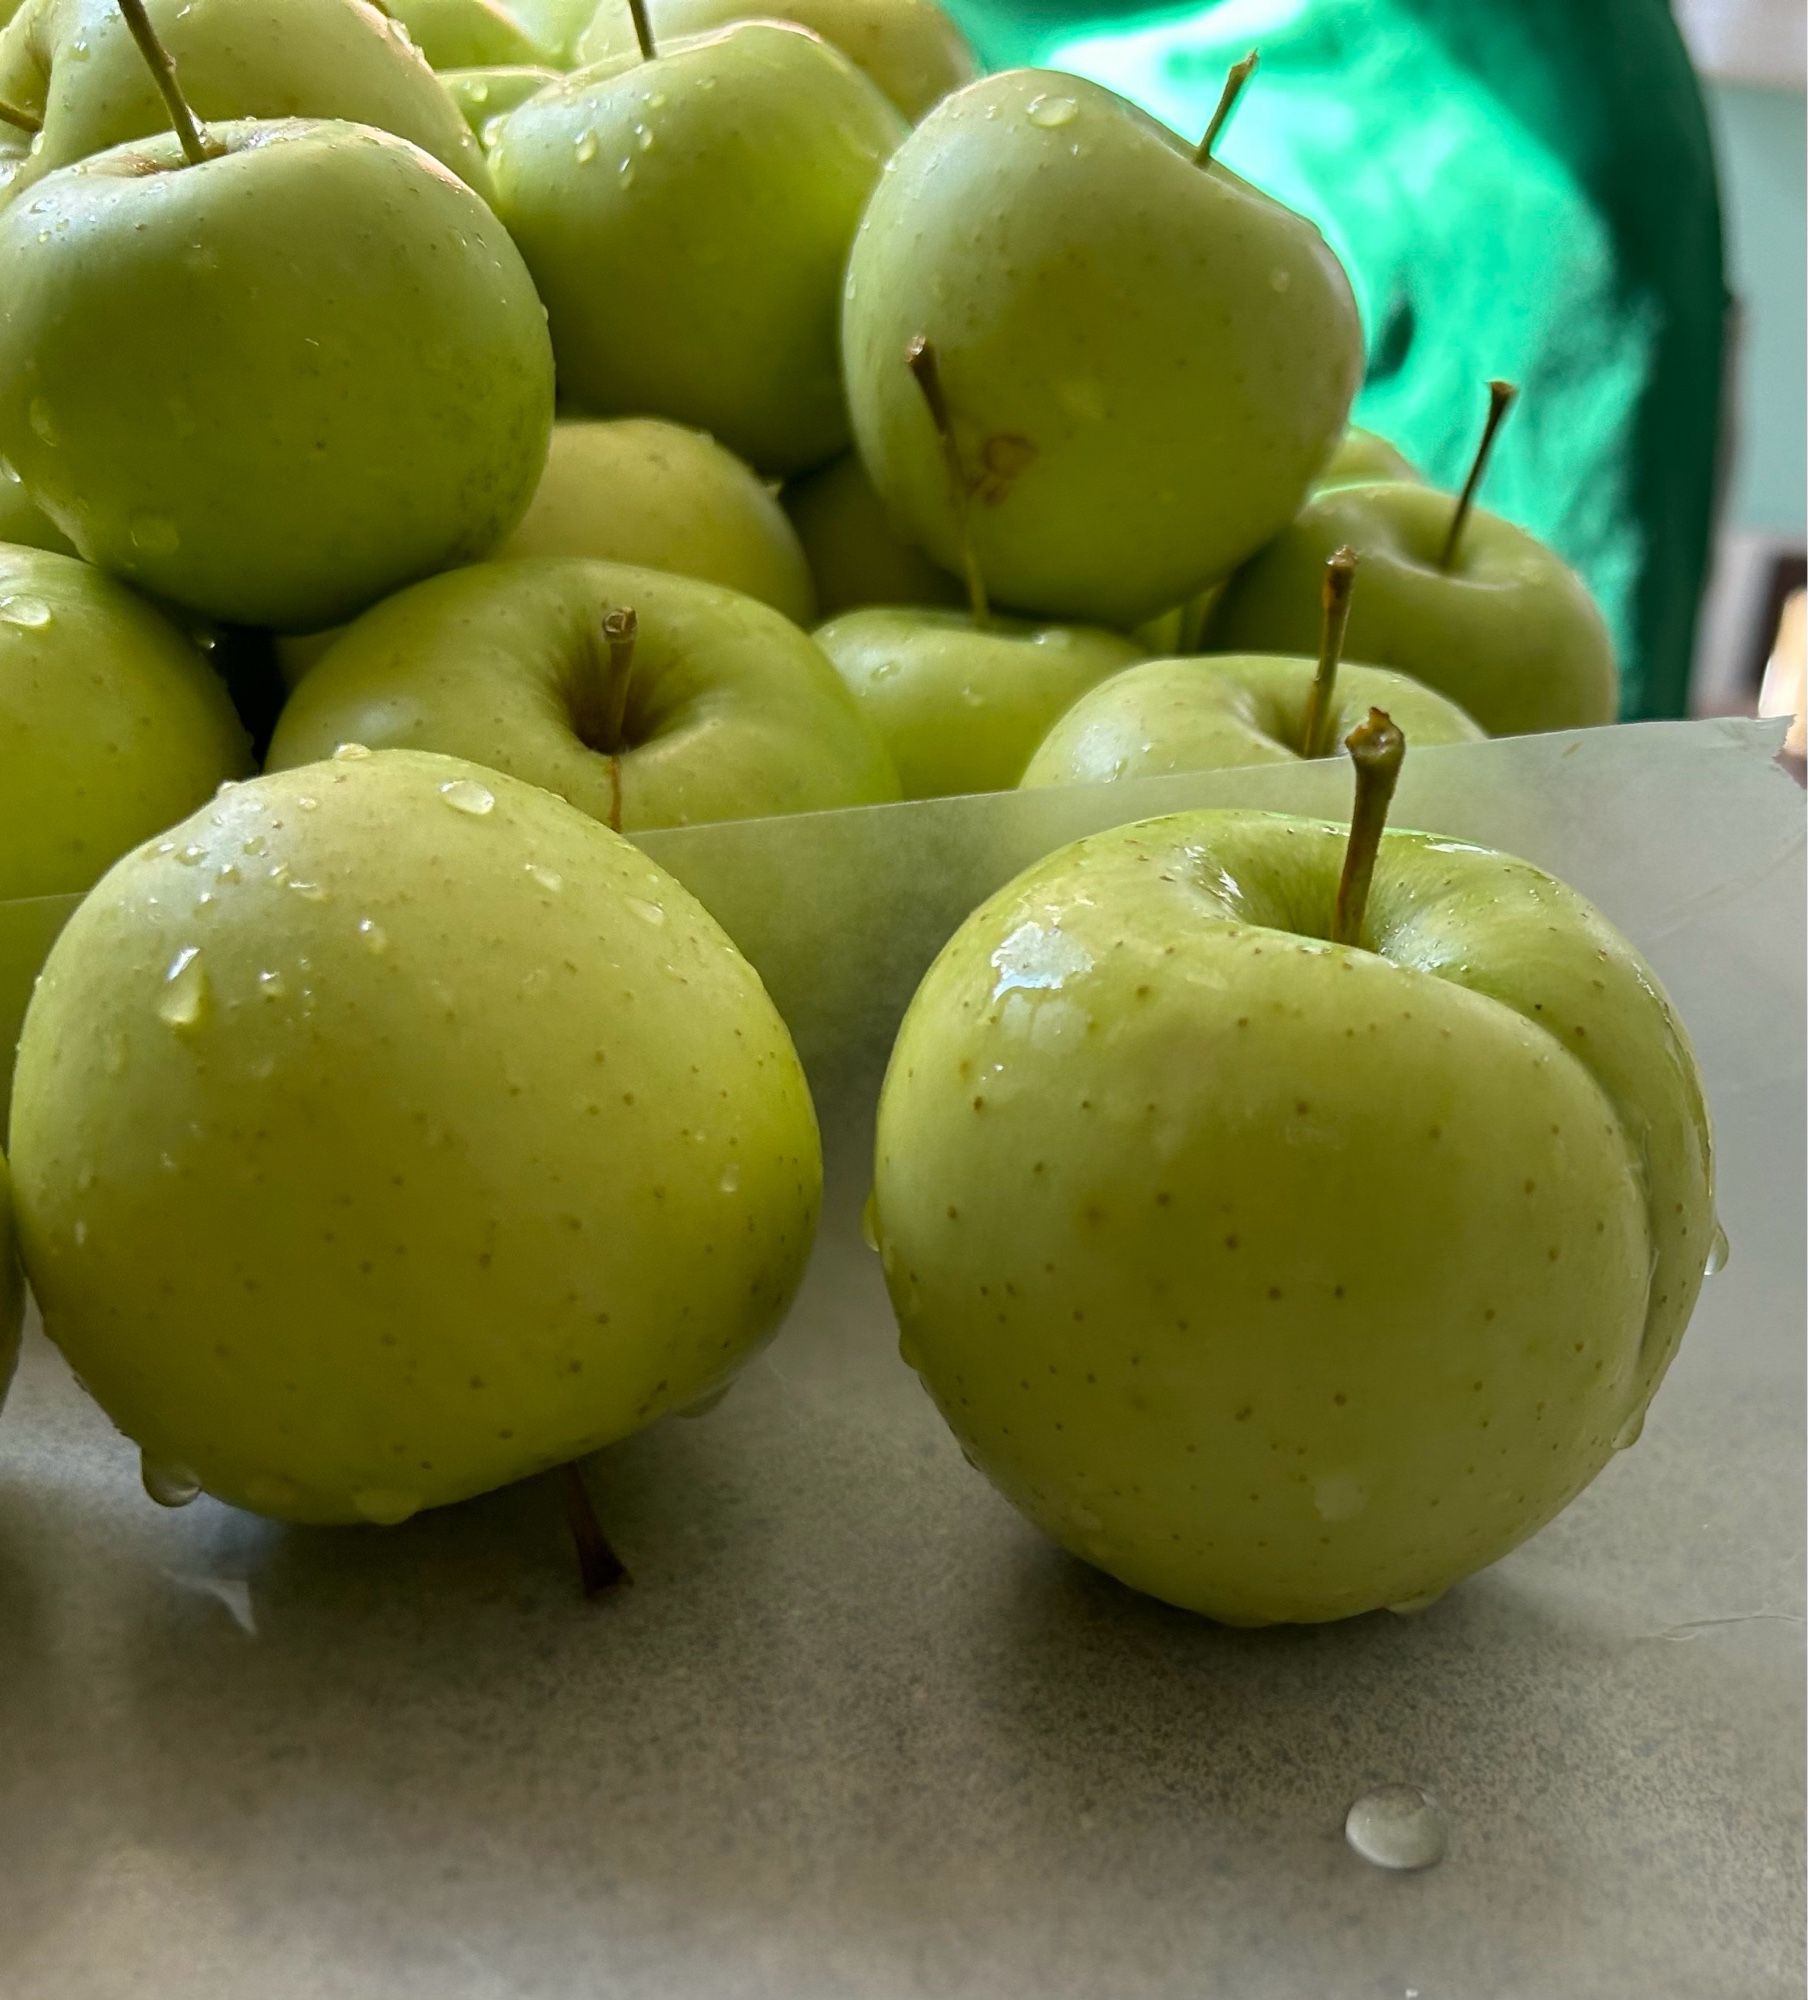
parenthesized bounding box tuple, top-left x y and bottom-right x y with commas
(0, 95, 42, 135)
(1438, 378, 1518, 572)
(1192, 49, 1258, 167)
(1332, 707, 1404, 948)
(561, 1462, 629, 1599)
(1300, 543, 1358, 760)
(624, 0, 658, 63)
(906, 335, 990, 629)
(114, 0, 219, 168)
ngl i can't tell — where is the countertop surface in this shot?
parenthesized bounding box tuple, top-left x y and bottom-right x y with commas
(1, 722, 1801, 2000)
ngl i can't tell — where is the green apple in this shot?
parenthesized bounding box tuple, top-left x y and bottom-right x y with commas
(843, 68, 1362, 627)
(0, 119, 554, 632)
(511, 0, 595, 59)
(0, 1144, 21, 1411)
(490, 23, 905, 474)
(577, 0, 976, 120)
(870, 729, 1713, 1624)
(0, 457, 74, 555)
(442, 61, 557, 144)
(0, 546, 250, 1128)
(267, 558, 898, 828)
(1022, 655, 1483, 787)
(815, 608, 1141, 798)
(496, 418, 816, 626)
(783, 451, 963, 619)
(375, 0, 552, 67)
(1210, 483, 1617, 736)
(0, 0, 492, 198)
(10, 748, 822, 1523)
(1318, 426, 1420, 491)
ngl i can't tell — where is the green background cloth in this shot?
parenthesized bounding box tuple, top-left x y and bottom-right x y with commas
(943, 0, 1728, 719)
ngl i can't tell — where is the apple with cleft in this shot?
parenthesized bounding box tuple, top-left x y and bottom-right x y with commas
(1317, 425, 1420, 491)
(0, 0, 493, 198)
(1023, 546, 1483, 788)
(0, 545, 250, 1129)
(843, 58, 1363, 627)
(1213, 381, 1618, 736)
(783, 451, 963, 620)
(9, 748, 823, 1524)
(491, 15, 905, 475)
(267, 558, 898, 830)
(870, 711, 1714, 1625)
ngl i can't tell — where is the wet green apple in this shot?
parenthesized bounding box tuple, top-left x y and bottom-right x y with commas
(442, 62, 558, 145)
(815, 607, 1142, 797)
(377, 0, 552, 67)
(0, 459, 74, 555)
(267, 558, 897, 829)
(512, 0, 596, 59)
(0, 546, 250, 1130)
(871, 781, 1713, 1624)
(0, 120, 554, 632)
(10, 749, 822, 1523)
(1022, 653, 1482, 787)
(783, 452, 963, 619)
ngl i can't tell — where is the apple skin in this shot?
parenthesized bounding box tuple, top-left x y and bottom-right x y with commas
(9, 749, 823, 1523)
(871, 809, 1713, 1624)
(1021, 652, 1484, 788)
(1, 459, 75, 556)
(0, 0, 493, 199)
(375, 0, 552, 67)
(783, 452, 963, 619)
(496, 418, 816, 626)
(843, 70, 1363, 628)
(267, 558, 899, 829)
(510, 0, 597, 60)
(1317, 426, 1420, 491)
(814, 608, 1142, 797)
(0, 121, 554, 633)
(577, 0, 977, 120)
(0, 1146, 20, 1411)
(441, 63, 559, 146)
(490, 24, 906, 475)
(0, 546, 251, 1130)
(1210, 483, 1618, 736)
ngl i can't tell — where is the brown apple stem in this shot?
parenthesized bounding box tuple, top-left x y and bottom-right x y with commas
(906, 335, 990, 629)
(1192, 49, 1258, 166)
(1300, 544, 1359, 760)
(0, 96, 41, 135)
(561, 1462, 628, 1598)
(114, 0, 217, 168)
(1332, 708, 1404, 947)
(599, 606, 637, 750)
(1438, 378, 1517, 572)
(625, 0, 657, 62)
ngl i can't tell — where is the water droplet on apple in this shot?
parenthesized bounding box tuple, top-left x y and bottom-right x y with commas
(481, 115, 509, 149)
(625, 896, 666, 926)
(296, 795, 319, 812)
(129, 513, 180, 556)
(1386, 1589, 1446, 1616)
(285, 879, 327, 903)
(27, 396, 57, 444)
(245, 1473, 303, 1512)
(1612, 1407, 1646, 1452)
(0, 593, 52, 628)
(352, 1487, 422, 1526)
(358, 918, 389, 954)
(172, 843, 206, 866)
(859, 1189, 881, 1251)
(1269, 267, 1293, 293)
(574, 129, 598, 163)
(636, 124, 655, 152)
(1026, 93, 1079, 127)
(257, 969, 286, 999)
(332, 741, 371, 761)
(1313, 1475, 1367, 1522)
(1704, 1221, 1729, 1276)
(438, 777, 495, 816)
(1070, 1504, 1104, 1534)
(898, 1329, 925, 1371)
(103, 1034, 127, 1076)
(718, 1162, 741, 1194)
(525, 863, 563, 893)
(142, 1454, 202, 1508)
(1344, 1784, 1447, 1871)
(157, 946, 209, 1030)
(872, 659, 900, 680)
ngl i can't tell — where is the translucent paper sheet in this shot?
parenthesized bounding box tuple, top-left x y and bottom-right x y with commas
(1, 719, 1802, 1998)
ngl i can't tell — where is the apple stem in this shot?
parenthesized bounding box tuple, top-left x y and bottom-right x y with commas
(1332, 707, 1404, 948)
(599, 606, 637, 751)
(625, 0, 657, 62)
(1192, 49, 1258, 167)
(114, 0, 217, 168)
(1438, 378, 1517, 572)
(1300, 544, 1359, 759)
(905, 335, 990, 630)
(0, 95, 41, 135)
(561, 1462, 629, 1598)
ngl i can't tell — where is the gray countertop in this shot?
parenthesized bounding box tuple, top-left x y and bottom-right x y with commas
(1, 721, 1801, 1999)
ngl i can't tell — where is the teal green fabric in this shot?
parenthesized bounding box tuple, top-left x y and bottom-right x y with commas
(943, 0, 1726, 719)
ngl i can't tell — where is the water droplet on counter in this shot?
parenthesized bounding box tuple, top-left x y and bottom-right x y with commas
(157, 945, 208, 1029)
(625, 896, 666, 926)
(1704, 1220, 1729, 1277)
(1026, 93, 1078, 127)
(438, 777, 494, 816)
(129, 512, 180, 556)
(353, 1487, 421, 1526)
(332, 741, 371, 761)
(859, 1189, 880, 1251)
(1345, 1784, 1447, 1871)
(525, 863, 563, 893)
(0, 593, 52, 628)
(357, 917, 388, 953)
(142, 1454, 202, 1508)
(28, 396, 57, 444)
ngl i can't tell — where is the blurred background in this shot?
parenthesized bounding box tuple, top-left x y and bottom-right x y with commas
(951, 0, 1806, 735)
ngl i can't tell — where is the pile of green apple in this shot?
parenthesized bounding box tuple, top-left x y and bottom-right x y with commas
(0, 0, 1708, 1621)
